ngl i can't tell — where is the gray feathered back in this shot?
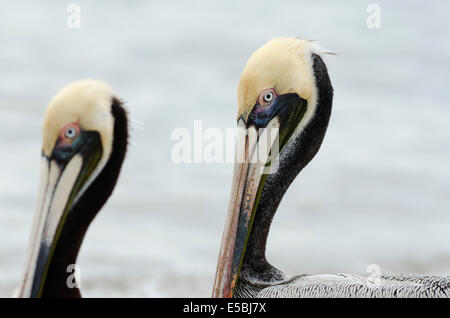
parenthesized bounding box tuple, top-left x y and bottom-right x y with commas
(255, 273, 450, 298)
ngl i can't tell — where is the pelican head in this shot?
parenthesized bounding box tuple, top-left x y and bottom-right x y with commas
(19, 79, 128, 297)
(213, 38, 333, 297)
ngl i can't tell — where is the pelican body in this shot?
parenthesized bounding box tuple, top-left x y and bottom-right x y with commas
(18, 80, 128, 298)
(213, 38, 450, 298)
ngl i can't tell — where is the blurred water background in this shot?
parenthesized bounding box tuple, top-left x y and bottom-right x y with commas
(0, 0, 449, 297)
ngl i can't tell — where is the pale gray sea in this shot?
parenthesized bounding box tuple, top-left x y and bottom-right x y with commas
(0, 1, 449, 297)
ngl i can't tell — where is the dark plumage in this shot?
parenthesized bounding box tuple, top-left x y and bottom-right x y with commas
(215, 38, 450, 298)
(42, 98, 128, 297)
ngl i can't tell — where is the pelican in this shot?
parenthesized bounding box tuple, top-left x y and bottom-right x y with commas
(17, 80, 128, 298)
(213, 37, 450, 298)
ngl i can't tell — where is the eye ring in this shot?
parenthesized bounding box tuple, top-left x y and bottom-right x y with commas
(263, 92, 274, 103)
(258, 88, 277, 107)
(65, 127, 77, 139)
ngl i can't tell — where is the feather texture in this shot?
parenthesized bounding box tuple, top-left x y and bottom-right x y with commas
(250, 273, 450, 298)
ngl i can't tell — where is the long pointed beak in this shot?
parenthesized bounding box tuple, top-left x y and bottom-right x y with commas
(18, 155, 84, 297)
(213, 118, 280, 298)
(19, 136, 102, 298)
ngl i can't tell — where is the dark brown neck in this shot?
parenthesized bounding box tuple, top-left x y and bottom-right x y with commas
(41, 99, 128, 298)
(241, 54, 333, 283)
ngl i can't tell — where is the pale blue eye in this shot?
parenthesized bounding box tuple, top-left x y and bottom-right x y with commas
(264, 92, 274, 102)
(65, 127, 77, 139)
